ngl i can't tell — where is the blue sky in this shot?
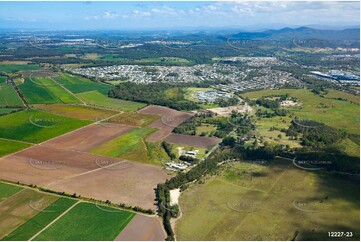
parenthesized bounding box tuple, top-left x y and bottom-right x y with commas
(0, 1, 359, 30)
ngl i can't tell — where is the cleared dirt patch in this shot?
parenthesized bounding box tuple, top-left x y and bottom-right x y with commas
(42, 124, 134, 152)
(165, 133, 221, 148)
(46, 161, 171, 210)
(115, 215, 166, 241)
(137, 105, 193, 141)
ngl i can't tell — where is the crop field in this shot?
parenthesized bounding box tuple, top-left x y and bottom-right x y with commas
(176, 159, 360, 240)
(137, 105, 194, 141)
(91, 127, 169, 165)
(34, 104, 118, 121)
(241, 88, 360, 136)
(0, 109, 90, 143)
(105, 112, 160, 127)
(0, 76, 6, 84)
(0, 108, 19, 115)
(3, 198, 77, 241)
(0, 182, 22, 201)
(0, 188, 59, 239)
(76, 91, 146, 111)
(0, 139, 31, 158)
(19, 78, 63, 104)
(31, 78, 80, 104)
(53, 74, 112, 95)
(0, 64, 40, 73)
(32, 203, 135, 241)
(0, 84, 23, 107)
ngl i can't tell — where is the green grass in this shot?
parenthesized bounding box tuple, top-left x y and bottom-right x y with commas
(0, 139, 31, 157)
(241, 88, 360, 136)
(0, 108, 20, 115)
(0, 109, 90, 143)
(3, 198, 77, 241)
(19, 78, 62, 104)
(0, 76, 6, 84)
(0, 64, 40, 73)
(91, 127, 168, 165)
(0, 189, 59, 239)
(33, 78, 79, 104)
(176, 159, 360, 240)
(76, 90, 146, 112)
(54, 74, 112, 96)
(0, 84, 23, 107)
(33, 203, 135, 241)
(185, 88, 221, 109)
(0, 182, 22, 201)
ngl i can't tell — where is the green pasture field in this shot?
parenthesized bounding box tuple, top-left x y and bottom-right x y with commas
(0, 84, 23, 107)
(0, 108, 19, 115)
(33, 104, 118, 121)
(325, 89, 360, 104)
(19, 78, 62, 104)
(0, 139, 31, 157)
(76, 90, 146, 112)
(0, 109, 90, 143)
(33, 203, 135, 241)
(0, 182, 22, 201)
(241, 88, 360, 136)
(0, 189, 59, 239)
(91, 127, 169, 165)
(195, 124, 217, 136)
(54, 74, 112, 95)
(3, 198, 77, 241)
(29, 77, 79, 104)
(0, 76, 6, 84)
(0, 64, 40, 73)
(176, 158, 360, 240)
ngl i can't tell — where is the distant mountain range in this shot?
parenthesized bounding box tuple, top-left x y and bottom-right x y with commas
(231, 27, 360, 42)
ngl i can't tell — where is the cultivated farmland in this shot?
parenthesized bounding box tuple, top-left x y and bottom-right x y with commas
(32, 203, 135, 241)
(0, 139, 31, 158)
(77, 90, 146, 112)
(0, 84, 23, 107)
(0, 109, 90, 143)
(165, 133, 221, 148)
(0, 64, 40, 73)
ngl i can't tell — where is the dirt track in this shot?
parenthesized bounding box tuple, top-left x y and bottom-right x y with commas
(115, 214, 166, 241)
(165, 133, 221, 148)
(137, 105, 193, 141)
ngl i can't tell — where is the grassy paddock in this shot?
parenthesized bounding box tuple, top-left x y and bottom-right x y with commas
(33, 203, 135, 241)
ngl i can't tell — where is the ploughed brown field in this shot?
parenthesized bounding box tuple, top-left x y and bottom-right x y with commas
(137, 105, 193, 141)
(115, 214, 166, 241)
(165, 133, 221, 148)
(0, 123, 171, 210)
(42, 124, 135, 152)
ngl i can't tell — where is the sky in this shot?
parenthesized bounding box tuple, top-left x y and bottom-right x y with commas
(0, 1, 359, 31)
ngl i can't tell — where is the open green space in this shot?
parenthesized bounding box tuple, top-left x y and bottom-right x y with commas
(0, 139, 31, 157)
(0, 84, 23, 107)
(176, 159, 360, 240)
(241, 88, 360, 136)
(76, 90, 146, 112)
(33, 78, 80, 104)
(0, 109, 90, 143)
(19, 78, 63, 104)
(0, 64, 40, 73)
(3, 198, 77, 241)
(0, 76, 6, 84)
(0, 189, 59, 239)
(0, 108, 20, 115)
(34, 104, 118, 121)
(33, 202, 135, 241)
(91, 127, 169, 165)
(54, 74, 112, 95)
(0, 182, 22, 201)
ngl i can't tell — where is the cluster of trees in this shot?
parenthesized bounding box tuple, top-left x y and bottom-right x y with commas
(286, 119, 347, 147)
(162, 141, 176, 160)
(109, 82, 200, 111)
(217, 97, 239, 107)
(256, 108, 289, 117)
